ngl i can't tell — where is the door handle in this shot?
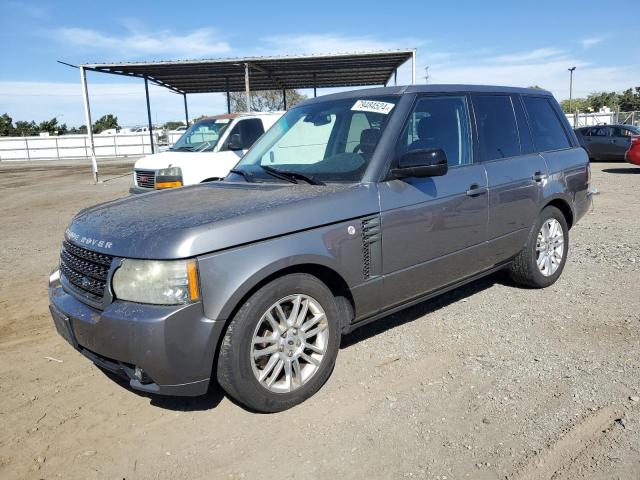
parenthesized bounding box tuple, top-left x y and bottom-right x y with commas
(532, 171, 546, 182)
(465, 184, 487, 196)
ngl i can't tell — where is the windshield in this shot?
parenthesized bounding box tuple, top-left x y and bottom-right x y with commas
(234, 97, 398, 183)
(171, 118, 231, 152)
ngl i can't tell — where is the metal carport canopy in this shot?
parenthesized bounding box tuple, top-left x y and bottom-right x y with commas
(81, 49, 417, 94)
(74, 49, 416, 183)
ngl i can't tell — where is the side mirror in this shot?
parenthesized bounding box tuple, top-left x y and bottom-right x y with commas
(226, 133, 243, 151)
(392, 148, 448, 178)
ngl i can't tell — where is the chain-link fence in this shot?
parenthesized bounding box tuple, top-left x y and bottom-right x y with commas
(567, 111, 639, 128)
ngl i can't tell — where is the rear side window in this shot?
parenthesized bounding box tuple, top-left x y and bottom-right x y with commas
(472, 95, 521, 161)
(512, 96, 535, 154)
(522, 97, 571, 151)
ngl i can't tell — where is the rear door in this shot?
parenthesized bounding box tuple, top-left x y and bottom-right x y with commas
(610, 126, 634, 159)
(378, 94, 489, 307)
(471, 94, 549, 263)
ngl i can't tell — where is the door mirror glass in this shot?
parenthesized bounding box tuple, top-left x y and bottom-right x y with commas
(393, 148, 448, 178)
(227, 133, 243, 151)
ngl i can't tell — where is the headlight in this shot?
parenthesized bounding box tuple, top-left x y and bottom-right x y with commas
(155, 166, 183, 189)
(112, 259, 199, 305)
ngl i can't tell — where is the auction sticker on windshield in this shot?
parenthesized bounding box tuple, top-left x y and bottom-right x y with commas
(351, 100, 395, 115)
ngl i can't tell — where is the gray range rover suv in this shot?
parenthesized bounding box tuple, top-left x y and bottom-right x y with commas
(49, 85, 591, 412)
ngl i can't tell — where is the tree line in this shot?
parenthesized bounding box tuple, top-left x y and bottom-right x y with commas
(559, 87, 640, 113)
(0, 113, 120, 136)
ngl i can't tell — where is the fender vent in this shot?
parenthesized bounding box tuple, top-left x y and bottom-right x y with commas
(362, 216, 381, 279)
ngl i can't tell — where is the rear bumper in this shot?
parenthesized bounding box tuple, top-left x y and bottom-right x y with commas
(49, 273, 226, 396)
(574, 189, 593, 224)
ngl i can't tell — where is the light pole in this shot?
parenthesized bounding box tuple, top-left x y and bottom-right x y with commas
(568, 67, 576, 113)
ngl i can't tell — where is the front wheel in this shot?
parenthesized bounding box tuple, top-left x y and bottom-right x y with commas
(216, 274, 341, 412)
(509, 206, 569, 288)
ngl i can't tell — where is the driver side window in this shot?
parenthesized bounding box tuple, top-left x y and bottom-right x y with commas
(397, 96, 472, 167)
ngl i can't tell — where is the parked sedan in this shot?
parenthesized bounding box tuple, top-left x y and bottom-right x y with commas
(575, 124, 640, 161)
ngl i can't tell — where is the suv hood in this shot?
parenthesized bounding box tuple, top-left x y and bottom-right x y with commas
(65, 182, 379, 259)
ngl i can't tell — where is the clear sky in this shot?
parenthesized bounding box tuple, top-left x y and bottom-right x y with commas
(1, 0, 638, 127)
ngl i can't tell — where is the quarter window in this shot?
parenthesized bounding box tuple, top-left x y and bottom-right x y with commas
(472, 95, 521, 161)
(398, 96, 472, 167)
(522, 96, 571, 151)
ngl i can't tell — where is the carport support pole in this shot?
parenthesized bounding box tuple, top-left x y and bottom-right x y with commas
(313, 73, 317, 98)
(144, 77, 155, 154)
(183, 93, 189, 126)
(282, 89, 287, 110)
(226, 78, 231, 114)
(394, 69, 398, 86)
(411, 50, 416, 84)
(244, 63, 251, 112)
(79, 66, 98, 184)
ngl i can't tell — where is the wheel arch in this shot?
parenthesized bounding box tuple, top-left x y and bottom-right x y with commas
(543, 197, 574, 229)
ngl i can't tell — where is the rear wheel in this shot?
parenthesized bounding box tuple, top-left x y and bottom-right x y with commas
(216, 274, 341, 412)
(509, 206, 568, 288)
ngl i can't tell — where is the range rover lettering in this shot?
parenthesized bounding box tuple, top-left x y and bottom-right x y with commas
(49, 85, 592, 412)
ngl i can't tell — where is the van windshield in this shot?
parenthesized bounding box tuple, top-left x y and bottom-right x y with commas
(171, 118, 231, 152)
(234, 97, 398, 183)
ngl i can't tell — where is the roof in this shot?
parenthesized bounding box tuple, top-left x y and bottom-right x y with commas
(299, 84, 554, 106)
(80, 50, 415, 95)
(197, 111, 284, 121)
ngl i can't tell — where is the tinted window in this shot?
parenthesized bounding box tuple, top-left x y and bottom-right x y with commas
(235, 118, 265, 149)
(522, 97, 571, 151)
(512, 96, 535, 154)
(472, 95, 521, 161)
(398, 96, 472, 167)
(590, 126, 609, 137)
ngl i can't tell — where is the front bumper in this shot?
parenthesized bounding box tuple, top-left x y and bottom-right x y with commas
(49, 272, 226, 396)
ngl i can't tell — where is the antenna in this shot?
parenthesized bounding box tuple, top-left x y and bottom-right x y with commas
(424, 66, 430, 84)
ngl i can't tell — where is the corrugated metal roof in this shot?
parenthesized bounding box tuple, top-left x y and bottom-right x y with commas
(81, 50, 415, 94)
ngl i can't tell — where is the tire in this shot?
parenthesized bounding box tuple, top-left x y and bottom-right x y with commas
(509, 206, 569, 288)
(216, 273, 342, 412)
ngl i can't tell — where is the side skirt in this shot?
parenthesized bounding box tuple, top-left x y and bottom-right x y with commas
(343, 261, 512, 335)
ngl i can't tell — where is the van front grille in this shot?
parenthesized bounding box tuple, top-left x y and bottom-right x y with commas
(135, 170, 156, 189)
(60, 241, 113, 300)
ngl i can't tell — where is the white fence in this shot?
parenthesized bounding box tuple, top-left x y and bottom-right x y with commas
(0, 133, 159, 162)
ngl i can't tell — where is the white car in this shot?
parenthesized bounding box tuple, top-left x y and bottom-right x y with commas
(130, 112, 282, 193)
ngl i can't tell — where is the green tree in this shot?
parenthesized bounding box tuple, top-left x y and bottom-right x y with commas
(14, 120, 38, 136)
(229, 89, 306, 113)
(93, 114, 119, 133)
(164, 121, 185, 131)
(38, 117, 68, 135)
(0, 113, 15, 136)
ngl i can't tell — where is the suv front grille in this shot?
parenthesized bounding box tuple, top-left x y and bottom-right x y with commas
(135, 170, 156, 189)
(60, 241, 113, 300)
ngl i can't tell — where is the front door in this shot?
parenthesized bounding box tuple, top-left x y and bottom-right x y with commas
(379, 95, 489, 308)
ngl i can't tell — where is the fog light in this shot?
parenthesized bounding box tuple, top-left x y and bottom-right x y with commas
(134, 366, 144, 382)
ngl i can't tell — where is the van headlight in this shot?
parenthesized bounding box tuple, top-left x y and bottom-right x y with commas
(155, 166, 183, 189)
(112, 259, 199, 305)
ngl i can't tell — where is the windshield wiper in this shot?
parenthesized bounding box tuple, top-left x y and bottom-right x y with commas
(229, 168, 254, 182)
(171, 146, 195, 152)
(260, 165, 325, 185)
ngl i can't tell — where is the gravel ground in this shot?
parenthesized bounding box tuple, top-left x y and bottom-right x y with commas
(0, 161, 638, 479)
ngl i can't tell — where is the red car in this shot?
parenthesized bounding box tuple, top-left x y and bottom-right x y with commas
(626, 134, 640, 166)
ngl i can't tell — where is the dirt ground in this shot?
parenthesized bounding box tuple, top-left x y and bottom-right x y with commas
(0, 160, 639, 480)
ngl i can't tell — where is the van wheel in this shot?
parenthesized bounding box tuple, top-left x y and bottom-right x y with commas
(216, 274, 341, 412)
(509, 206, 568, 288)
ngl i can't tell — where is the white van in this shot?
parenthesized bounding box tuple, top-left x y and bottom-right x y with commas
(130, 112, 282, 193)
